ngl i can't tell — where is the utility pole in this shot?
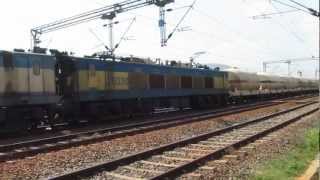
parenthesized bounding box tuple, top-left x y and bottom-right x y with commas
(287, 61, 291, 76)
(102, 12, 117, 56)
(31, 0, 175, 52)
(159, 7, 167, 47)
(261, 0, 319, 103)
(262, 57, 319, 75)
(263, 62, 267, 73)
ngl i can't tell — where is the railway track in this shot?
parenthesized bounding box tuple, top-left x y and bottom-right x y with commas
(0, 95, 315, 163)
(0, 102, 279, 162)
(48, 101, 318, 180)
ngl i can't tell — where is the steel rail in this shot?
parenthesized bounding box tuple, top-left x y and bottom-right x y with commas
(1, 94, 313, 152)
(0, 100, 280, 162)
(48, 101, 318, 180)
(151, 107, 318, 179)
(0, 95, 315, 162)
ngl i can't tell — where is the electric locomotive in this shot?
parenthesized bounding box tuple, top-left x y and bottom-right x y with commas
(0, 50, 229, 133)
(0, 50, 317, 134)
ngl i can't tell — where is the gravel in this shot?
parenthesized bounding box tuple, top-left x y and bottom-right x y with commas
(178, 110, 319, 179)
(0, 101, 309, 179)
(90, 103, 318, 180)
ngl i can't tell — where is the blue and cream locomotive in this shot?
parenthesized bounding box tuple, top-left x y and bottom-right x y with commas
(0, 50, 229, 133)
(0, 50, 318, 133)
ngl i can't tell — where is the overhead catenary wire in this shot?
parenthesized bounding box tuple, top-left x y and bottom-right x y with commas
(165, 0, 197, 44)
(88, 17, 138, 52)
(31, 0, 175, 50)
(251, 9, 299, 19)
(269, 2, 316, 56)
(130, 12, 237, 49)
(64, 0, 316, 74)
(270, 4, 304, 43)
(125, 11, 268, 62)
(107, 12, 259, 63)
(192, 7, 279, 59)
(114, 17, 137, 50)
(271, 0, 312, 14)
(271, 0, 319, 16)
(245, 0, 316, 58)
(287, 0, 312, 10)
(89, 28, 110, 50)
(287, 0, 319, 16)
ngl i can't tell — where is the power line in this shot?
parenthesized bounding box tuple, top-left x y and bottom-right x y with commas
(165, 0, 197, 44)
(271, 0, 319, 17)
(114, 12, 261, 63)
(288, 0, 320, 17)
(252, 9, 299, 19)
(271, 0, 312, 14)
(192, 7, 279, 58)
(270, 3, 305, 42)
(247, 1, 316, 57)
(287, 0, 311, 10)
(127, 11, 235, 46)
(268, 2, 316, 56)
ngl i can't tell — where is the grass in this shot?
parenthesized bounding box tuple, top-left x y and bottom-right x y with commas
(251, 126, 319, 180)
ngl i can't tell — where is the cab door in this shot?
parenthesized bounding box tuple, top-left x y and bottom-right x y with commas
(55, 55, 76, 98)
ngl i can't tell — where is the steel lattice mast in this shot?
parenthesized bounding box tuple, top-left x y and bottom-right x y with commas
(31, 0, 174, 52)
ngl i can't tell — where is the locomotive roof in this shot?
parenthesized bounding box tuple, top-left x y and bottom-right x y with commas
(0, 50, 227, 76)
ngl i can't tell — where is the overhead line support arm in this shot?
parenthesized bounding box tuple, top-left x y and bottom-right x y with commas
(31, 0, 174, 51)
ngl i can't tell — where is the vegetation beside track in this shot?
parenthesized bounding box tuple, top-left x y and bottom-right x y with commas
(251, 121, 319, 180)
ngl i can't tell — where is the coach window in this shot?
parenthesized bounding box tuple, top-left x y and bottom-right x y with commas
(89, 64, 96, 77)
(33, 61, 40, 75)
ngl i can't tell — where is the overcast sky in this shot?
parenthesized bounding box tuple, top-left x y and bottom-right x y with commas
(0, 0, 319, 78)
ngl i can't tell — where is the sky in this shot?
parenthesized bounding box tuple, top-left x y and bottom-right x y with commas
(0, 0, 319, 79)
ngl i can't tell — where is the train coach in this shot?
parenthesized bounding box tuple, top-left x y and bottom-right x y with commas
(0, 50, 229, 133)
(227, 69, 318, 102)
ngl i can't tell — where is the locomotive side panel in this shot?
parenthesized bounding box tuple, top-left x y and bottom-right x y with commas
(214, 76, 224, 89)
(0, 52, 16, 99)
(0, 52, 60, 133)
(10, 54, 24, 95)
(149, 74, 165, 89)
(0, 52, 58, 104)
(129, 72, 148, 90)
(28, 54, 44, 95)
(28, 54, 58, 103)
(106, 71, 129, 90)
(43, 58, 56, 95)
(78, 68, 89, 92)
(77, 60, 107, 93)
(193, 76, 204, 89)
(88, 63, 106, 91)
(165, 75, 180, 89)
(204, 77, 214, 89)
(181, 76, 192, 89)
